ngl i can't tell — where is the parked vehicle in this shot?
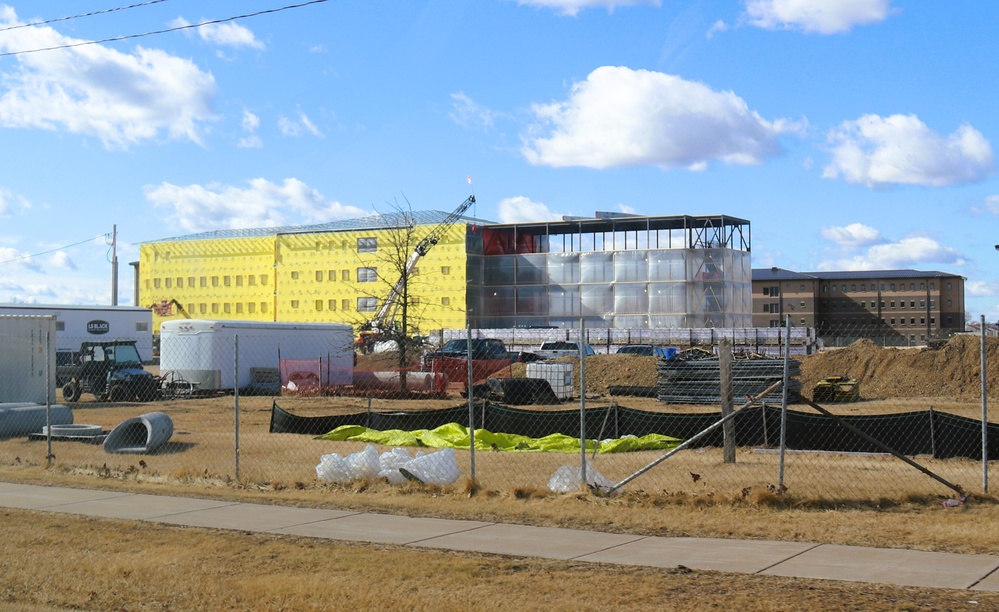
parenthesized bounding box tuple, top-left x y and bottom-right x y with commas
(535, 341, 596, 360)
(60, 340, 160, 403)
(616, 345, 678, 359)
(423, 338, 538, 364)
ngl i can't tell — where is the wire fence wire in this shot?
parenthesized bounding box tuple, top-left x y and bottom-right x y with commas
(0, 315, 996, 502)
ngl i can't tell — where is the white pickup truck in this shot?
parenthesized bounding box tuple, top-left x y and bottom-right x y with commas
(534, 341, 596, 360)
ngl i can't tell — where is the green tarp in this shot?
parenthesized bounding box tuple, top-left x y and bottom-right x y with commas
(317, 422, 681, 454)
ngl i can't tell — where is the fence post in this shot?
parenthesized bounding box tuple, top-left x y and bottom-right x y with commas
(720, 338, 735, 463)
(467, 324, 475, 483)
(982, 315, 989, 494)
(579, 318, 587, 488)
(234, 334, 240, 481)
(778, 315, 791, 494)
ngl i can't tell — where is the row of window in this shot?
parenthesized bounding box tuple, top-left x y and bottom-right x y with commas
(149, 265, 453, 290)
(763, 281, 953, 296)
(152, 274, 269, 290)
(760, 298, 952, 313)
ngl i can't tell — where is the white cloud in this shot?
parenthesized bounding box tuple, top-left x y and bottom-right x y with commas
(744, 0, 894, 34)
(819, 235, 965, 271)
(238, 109, 262, 149)
(823, 114, 994, 188)
(278, 109, 323, 138)
(49, 250, 76, 270)
(522, 66, 794, 170)
(966, 280, 999, 297)
(0, 187, 30, 217)
(617, 203, 638, 214)
(144, 178, 369, 234)
(515, 0, 660, 17)
(706, 20, 729, 39)
(170, 17, 264, 50)
(497, 196, 563, 223)
(0, 245, 40, 271)
(450, 92, 498, 131)
(0, 9, 217, 149)
(820, 223, 882, 248)
(974, 195, 999, 215)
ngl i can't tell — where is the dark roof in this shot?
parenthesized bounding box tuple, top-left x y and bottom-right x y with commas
(148, 210, 496, 243)
(753, 268, 965, 282)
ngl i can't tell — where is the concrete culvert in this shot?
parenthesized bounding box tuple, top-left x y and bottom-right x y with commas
(42, 424, 104, 437)
(103, 412, 173, 454)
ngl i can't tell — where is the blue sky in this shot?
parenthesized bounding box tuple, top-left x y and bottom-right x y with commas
(0, 0, 997, 322)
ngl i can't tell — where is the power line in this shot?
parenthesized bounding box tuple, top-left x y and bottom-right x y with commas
(0, 234, 109, 266)
(0, 1, 171, 34)
(0, 0, 330, 58)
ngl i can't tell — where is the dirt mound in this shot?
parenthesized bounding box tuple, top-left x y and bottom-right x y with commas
(799, 335, 999, 400)
(496, 354, 661, 396)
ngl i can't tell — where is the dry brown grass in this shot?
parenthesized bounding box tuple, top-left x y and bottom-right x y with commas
(3, 508, 999, 611)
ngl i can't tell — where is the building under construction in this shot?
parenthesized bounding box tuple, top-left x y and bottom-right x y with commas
(136, 204, 752, 336)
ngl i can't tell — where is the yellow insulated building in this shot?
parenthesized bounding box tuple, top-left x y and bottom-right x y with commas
(138, 210, 476, 336)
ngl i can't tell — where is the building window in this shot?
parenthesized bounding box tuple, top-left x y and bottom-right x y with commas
(357, 237, 377, 253)
(860, 284, 866, 292)
(316, 270, 323, 282)
(261, 302, 268, 313)
(880, 283, 886, 291)
(248, 302, 255, 314)
(342, 299, 349, 311)
(357, 267, 378, 282)
(800, 301, 806, 309)
(341, 270, 350, 281)
(212, 303, 219, 314)
(199, 304, 207, 314)
(329, 270, 336, 281)
(154, 278, 162, 289)
(200, 277, 207, 288)
(291, 271, 299, 280)
(212, 276, 219, 287)
(832, 285, 837, 293)
(236, 303, 243, 314)
(910, 283, 915, 291)
(249, 275, 256, 286)
(442, 297, 450, 306)
(328, 299, 336, 311)
(290, 300, 299, 309)
(224, 276, 231, 287)
(261, 274, 268, 285)
(165, 278, 172, 289)
(841, 284, 846, 293)
(920, 300, 925, 307)
(920, 283, 925, 290)
(799, 284, 805, 291)
(946, 299, 953, 307)
(946, 282, 952, 290)
(910, 318, 915, 325)
(930, 282, 935, 290)
(315, 299, 323, 311)
(441, 266, 451, 275)
(890, 301, 895, 308)
(890, 283, 895, 291)
(850, 284, 856, 292)
(224, 303, 231, 314)
(358, 297, 378, 312)
(236, 276, 243, 287)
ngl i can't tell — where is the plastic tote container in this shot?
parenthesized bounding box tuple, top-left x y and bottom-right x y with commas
(526, 362, 574, 400)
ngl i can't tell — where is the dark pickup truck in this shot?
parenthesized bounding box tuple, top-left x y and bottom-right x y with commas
(422, 339, 540, 384)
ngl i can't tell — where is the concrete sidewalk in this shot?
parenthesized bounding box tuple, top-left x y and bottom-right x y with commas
(3, 480, 998, 591)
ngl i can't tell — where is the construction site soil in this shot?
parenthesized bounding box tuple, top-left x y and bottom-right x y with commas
(356, 335, 999, 402)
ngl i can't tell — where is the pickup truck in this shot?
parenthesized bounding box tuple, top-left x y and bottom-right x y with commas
(423, 338, 538, 364)
(534, 341, 596, 360)
(422, 338, 540, 385)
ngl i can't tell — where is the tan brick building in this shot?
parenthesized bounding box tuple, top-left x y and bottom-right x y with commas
(752, 268, 965, 343)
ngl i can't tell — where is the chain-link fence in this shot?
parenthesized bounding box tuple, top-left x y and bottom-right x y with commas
(1, 315, 996, 502)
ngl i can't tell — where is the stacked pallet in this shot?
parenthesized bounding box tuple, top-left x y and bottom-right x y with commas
(657, 356, 801, 404)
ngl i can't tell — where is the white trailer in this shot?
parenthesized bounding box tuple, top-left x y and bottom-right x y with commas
(0, 304, 153, 364)
(158, 319, 354, 392)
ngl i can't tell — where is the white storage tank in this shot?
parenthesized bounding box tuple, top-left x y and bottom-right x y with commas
(526, 361, 574, 400)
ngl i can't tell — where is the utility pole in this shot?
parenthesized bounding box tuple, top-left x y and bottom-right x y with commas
(111, 225, 118, 305)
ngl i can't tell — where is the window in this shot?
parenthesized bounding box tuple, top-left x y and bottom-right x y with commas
(910, 283, 915, 291)
(165, 278, 173, 288)
(890, 283, 895, 291)
(832, 285, 837, 293)
(316, 271, 323, 282)
(851, 284, 856, 292)
(947, 282, 952, 290)
(358, 297, 378, 312)
(442, 297, 450, 306)
(291, 300, 300, 309)
(890, 301, 895, 308)
(357, 267, 377, 282)
(188, 277, 195, 288)
(930, 282, 935, 290)
(261, 302, 268, 313)
(910, 301, 915, 308)
(224, 303, 231, 314)
(841, 284, 846, 293)
(441, 266, 451, 275)
(291, 271, 299, 280)
(315, 299, 323, 311)
(920, 300, 925, 307)
(224, 276, 231, 287)
(200, 277, 207, 288)
(910, 318, 915, 325)
(211, 303, 219, 314)
(341, 270, 350, 281)
(249, 275, 256, 286)
(199, 304, 207, 314)
(154, 278, 161, 288)
(261, 275, 268, 285)
(342, 299, 349, 311)
(328, 299, 336, 311)
(236, 303, 243, 314)
(946, 299, 953, 307)
(357, 237, 377, 253)
(236, 276, 243, 287)
(800, 301, 806, 308)
(880, 283, 886, 291)
(860, 284, 866, 292)
(212, 276, 219, 287)
(329, 270, 336, 281)
(762, 287, 769, 296)
(248, 302, 256, 313)
(920, 283, 925, 290)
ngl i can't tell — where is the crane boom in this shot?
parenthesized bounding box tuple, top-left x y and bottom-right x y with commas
(365, 194, 476, 334)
